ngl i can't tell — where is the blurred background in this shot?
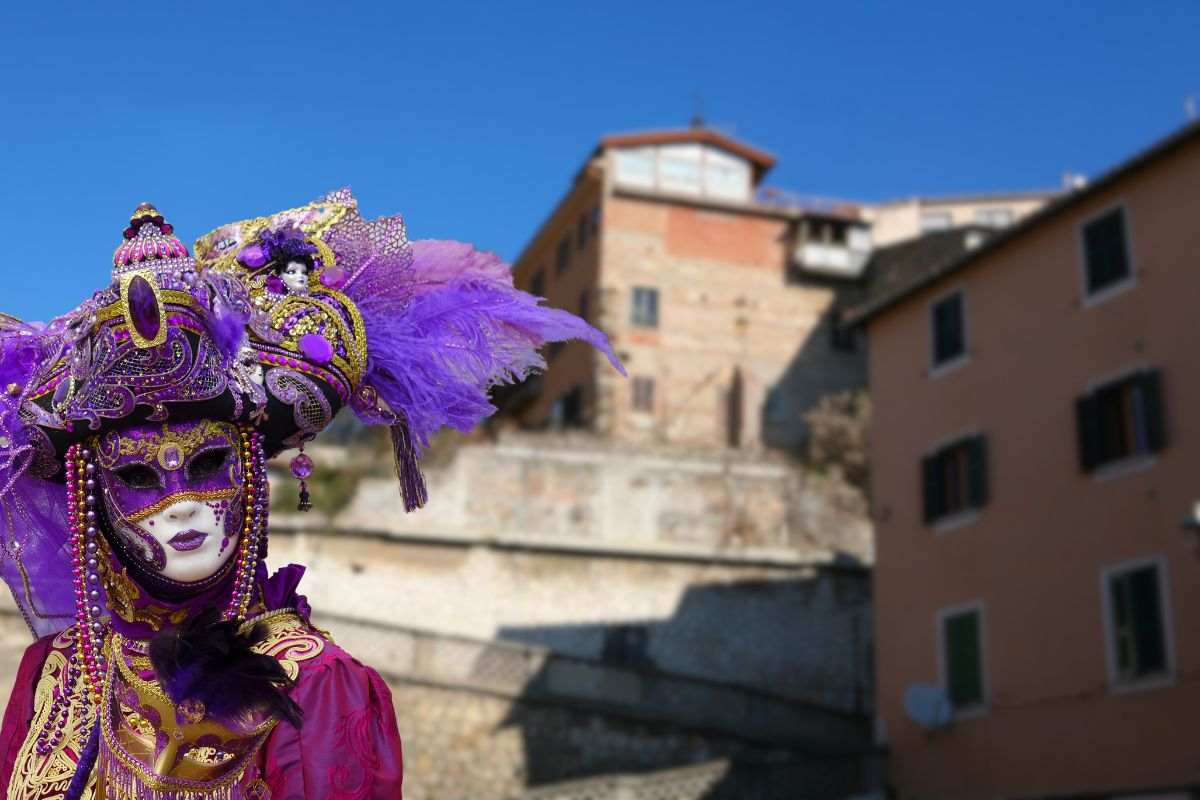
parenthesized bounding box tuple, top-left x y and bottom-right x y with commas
(1, 2, 1199, 798)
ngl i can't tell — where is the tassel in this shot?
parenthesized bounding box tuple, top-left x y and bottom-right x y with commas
(389, 422, 427, 512)
(63, 719, 99, 800)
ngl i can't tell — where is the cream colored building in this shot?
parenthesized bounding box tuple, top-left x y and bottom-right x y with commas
(863, 191, 1054, 247)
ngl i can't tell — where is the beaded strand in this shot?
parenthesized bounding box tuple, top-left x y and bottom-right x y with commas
(67, 443, 106, 707)
(224, 429, 266, 621)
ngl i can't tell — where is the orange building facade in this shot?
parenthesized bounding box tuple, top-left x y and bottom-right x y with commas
(852, 123, 1200, 798)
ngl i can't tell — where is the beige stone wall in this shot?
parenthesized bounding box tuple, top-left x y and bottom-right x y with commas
(867, 137, 1200, 796)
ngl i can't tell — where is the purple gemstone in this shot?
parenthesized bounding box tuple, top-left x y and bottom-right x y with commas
(290, 453, 314, 479)
(320, 266, 347, 289)
(237, 243, 268, 268)
(126, 275, 161, 342)
(161, 445, 182, 470)
(298, 333, 333, 365)
(265, 275, 286, 294)
(52, 379, 71, 408)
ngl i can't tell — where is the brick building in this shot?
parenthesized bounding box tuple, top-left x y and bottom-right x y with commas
(501, 127, 873, 452)
(848, 122, 1200, 798)
(501, 127, 1051, 453)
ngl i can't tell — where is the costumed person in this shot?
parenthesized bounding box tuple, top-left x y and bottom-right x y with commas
(0, 190, 624, 799)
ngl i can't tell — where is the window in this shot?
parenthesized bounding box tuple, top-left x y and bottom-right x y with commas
(631, 287, 659, 328)
(975, 208, 1013, 227)
(939, 606, 986, 711)
(632, 376, 654, 412)
(578, 289, 589, 322)
(555, 238, 570, 275)
(588, 206, 601, 238)
(922, 435, 988, 524)
(1081, 206, 1132, 297)
(1104, 558, 1170, 685)
(530, 269, 545, 298)
(930, 291, 966, 368)
(1076, 370, 1165, 472)
(920, 211, 952, 232)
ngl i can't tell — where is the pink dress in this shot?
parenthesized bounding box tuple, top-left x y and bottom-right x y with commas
(0, 629, 404, 798)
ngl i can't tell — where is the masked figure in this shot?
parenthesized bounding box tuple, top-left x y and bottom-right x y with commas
(0, 192, 623, 799)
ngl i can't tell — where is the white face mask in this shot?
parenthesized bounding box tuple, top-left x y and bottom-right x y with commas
(281, 261, 309, 293)
(112, 498, 239, 583)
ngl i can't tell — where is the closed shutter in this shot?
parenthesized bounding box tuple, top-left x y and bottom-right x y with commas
(967, 435, 989, 509)
(922, 453, 943, 523)
(1140, 369, 1167, 453)
(1076, 394, 1103, 472)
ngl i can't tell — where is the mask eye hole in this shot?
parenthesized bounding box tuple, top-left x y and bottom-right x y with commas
(113, 464, 162, 491)
(187, 447, 230, 482)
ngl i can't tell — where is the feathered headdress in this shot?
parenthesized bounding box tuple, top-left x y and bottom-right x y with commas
(0, 189, 623, 635)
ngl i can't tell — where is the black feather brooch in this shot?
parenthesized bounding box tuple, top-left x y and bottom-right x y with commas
(149, 607, 304, 729)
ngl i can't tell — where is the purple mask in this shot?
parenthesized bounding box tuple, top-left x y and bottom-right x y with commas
(95, 419, 244, 585)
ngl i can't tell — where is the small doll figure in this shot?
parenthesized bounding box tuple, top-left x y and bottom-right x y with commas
(0, 192, 624, 799)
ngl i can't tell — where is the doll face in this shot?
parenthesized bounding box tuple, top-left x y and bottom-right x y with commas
(95, 420, 244, 584)
(280, 260, 309, 294)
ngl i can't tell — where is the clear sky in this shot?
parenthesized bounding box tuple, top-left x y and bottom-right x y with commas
(0, 2, 1196, 321)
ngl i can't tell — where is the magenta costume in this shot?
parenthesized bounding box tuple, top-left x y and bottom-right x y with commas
(0, 191, 622, 799)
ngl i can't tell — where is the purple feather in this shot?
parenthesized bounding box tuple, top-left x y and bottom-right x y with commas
(201, 273, 251, 362)
(354, 276, 623, 449)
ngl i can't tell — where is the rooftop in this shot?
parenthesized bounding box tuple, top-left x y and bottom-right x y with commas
(598, 127, 777, 181)
(845, 120, 1200, 325)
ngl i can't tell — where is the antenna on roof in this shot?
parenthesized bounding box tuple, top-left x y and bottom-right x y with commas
(690, 91, 706, 129)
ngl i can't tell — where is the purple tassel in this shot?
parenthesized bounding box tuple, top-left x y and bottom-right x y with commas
(390, 422, 427, 511)
(63, 720, 99, 800)
(202, 273, 251, 362)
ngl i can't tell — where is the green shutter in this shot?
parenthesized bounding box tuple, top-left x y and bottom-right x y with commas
(922, 453, 943, 523)
(1076, 394, 1103, 472)
(1140, 370, 1167, 453)
(967, 435, 989, 509)
(945, 611, 984, 708)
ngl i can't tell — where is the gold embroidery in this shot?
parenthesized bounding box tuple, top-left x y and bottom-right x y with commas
(7, 627, 98, 800)
(242, 609, 326, 682)
(98, 552, 188, 631)
(96, 420, 237, 469)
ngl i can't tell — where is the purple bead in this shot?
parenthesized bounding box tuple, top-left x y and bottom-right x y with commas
(236, 243, 268, 268)
(127, 274, 161, 342)
(289, 453, 314, 480)
(265, 275, 286, 294)
(298, 333, 333, 365)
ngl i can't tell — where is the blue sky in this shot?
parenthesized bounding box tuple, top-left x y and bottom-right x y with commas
(0, 2, 1195, 321)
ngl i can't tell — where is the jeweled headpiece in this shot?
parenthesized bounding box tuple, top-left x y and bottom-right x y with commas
(0, 189, 623, 635)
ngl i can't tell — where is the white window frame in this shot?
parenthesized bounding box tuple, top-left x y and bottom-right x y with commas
(920, 210, 953, 232)
(1078, 201, 1137, 308)
(928, 287, 969, 378)
(1100, 554, 1175, 694)
(935, 600, 989, 719)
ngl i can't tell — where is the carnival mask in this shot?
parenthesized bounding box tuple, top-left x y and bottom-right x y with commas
(95, 419, 245, 584)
